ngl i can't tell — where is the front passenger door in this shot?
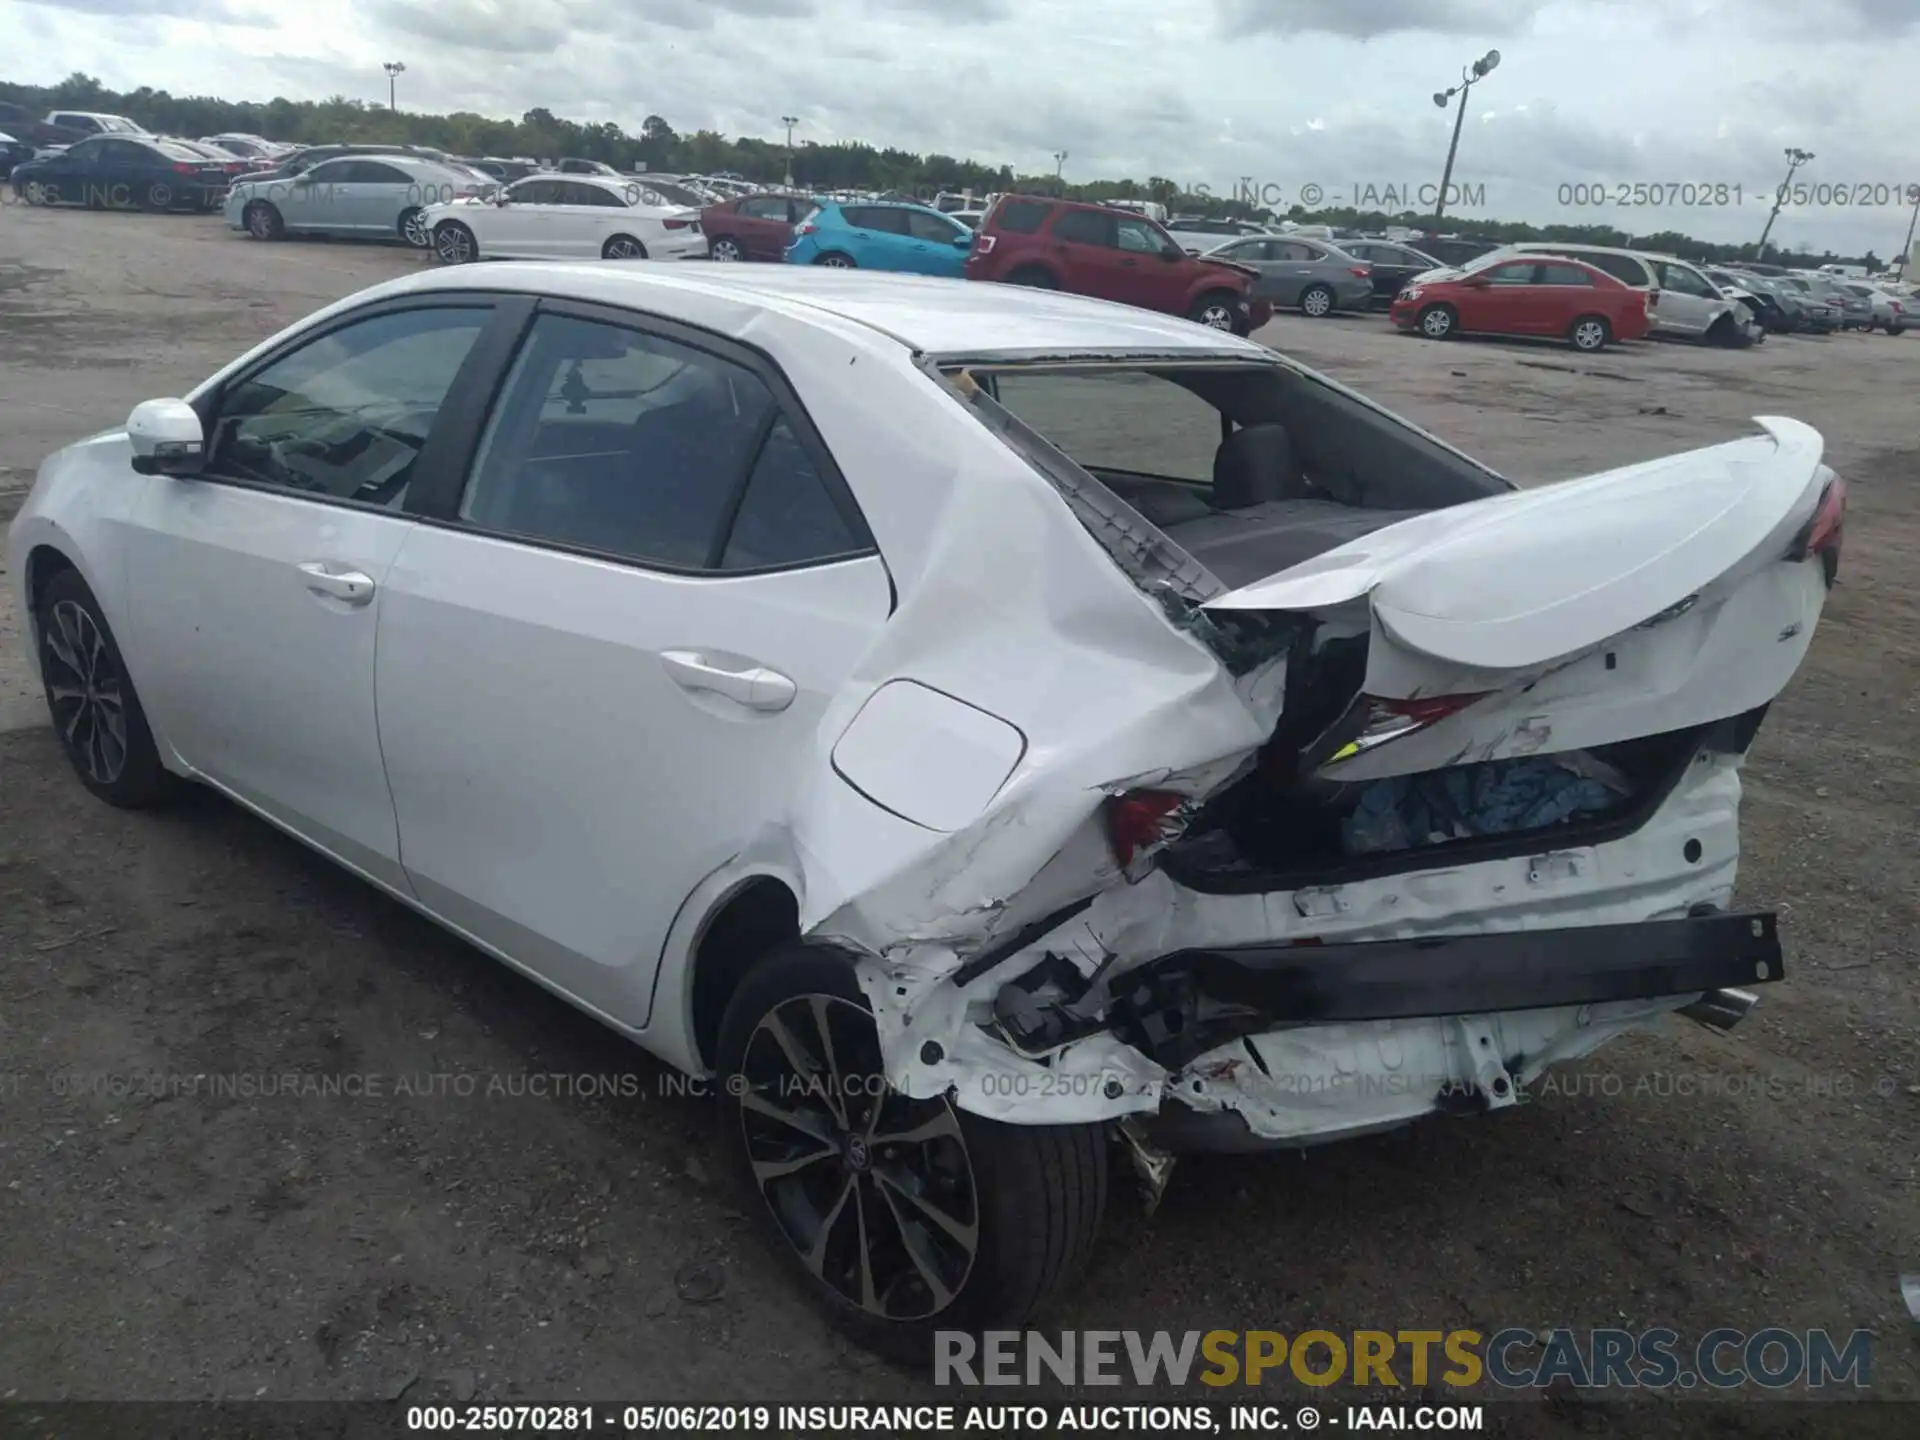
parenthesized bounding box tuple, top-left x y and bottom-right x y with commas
(124, 299, 507, 891)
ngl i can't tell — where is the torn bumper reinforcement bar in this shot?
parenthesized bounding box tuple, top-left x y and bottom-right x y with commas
(997, 911, 1783, 1071)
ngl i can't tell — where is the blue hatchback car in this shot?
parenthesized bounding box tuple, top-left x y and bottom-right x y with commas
(784, 200, 975, 276)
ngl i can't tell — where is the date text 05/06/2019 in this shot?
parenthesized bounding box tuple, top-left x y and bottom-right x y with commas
(402, 1402, 1483, 1432)
(1558, 180, 1920, 208)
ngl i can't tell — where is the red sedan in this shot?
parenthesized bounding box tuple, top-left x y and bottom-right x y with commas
(698, 193, 811, 262)
(1390, 255, 1650, 352)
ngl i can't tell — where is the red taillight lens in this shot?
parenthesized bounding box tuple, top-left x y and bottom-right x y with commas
(795, 220, 817, 235)
(974, 233, 997, 254)
(173, 162, 196, 174)
(664, 218, 690, 229)
(1350, 266, 1371, 277)
(1790, 475, 1846, 575)
(1325, 693, 1491, 765)
(1104, 790, 1190, 868)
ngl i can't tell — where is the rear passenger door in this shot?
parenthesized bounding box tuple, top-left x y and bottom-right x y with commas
(372, 301, 893, 1027)
(1046, 207, 1130, 301)
(1529, 262, 1599, 334)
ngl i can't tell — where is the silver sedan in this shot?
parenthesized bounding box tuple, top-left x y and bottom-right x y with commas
(1201, 235, 1376, 317)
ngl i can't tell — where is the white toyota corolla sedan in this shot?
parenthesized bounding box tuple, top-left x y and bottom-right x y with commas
(6, 264, 1842, 1358)
(420, 172, 706, 265)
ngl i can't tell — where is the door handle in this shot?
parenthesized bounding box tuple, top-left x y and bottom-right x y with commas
(296, 562, 376, 606)
(660, 650, 796, 712)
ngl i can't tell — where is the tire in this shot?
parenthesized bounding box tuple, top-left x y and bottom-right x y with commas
(1417, 303, 1457, 340)
(813, 251, 856, 268)
(1188, 290, 1240, 331)
(708, 235, 744, 262)
(244, 200, 283, 241)
(602, 233, 648, 260)
(144, 181, 175, 212)
(716, 942, 1108, 1364)
(397, 206, 430, 248)
(1891, 325, 1907, 337)
(34, 567, 182, 809)
(22, 180, 51, 205)
(434, 220, 477, 264)
(1299, 283, 1336, 318)
(1569, 314, 1612, 352)
(1003, 265, 1056, 289)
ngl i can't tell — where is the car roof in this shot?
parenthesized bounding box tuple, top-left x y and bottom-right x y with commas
(367, 264, 1272, 362)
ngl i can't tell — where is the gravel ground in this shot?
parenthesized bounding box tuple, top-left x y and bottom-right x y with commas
(1, 204, 1916, 1433)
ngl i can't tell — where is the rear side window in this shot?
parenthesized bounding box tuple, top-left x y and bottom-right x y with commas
(1583, 252, 1650, 286)
(1052, 208, 1112, 246)
(1535, 264, 1594, 286)
(720, 419, 863, 570)
(462, 314, 774, 568)
(992, 198, 1051, 233)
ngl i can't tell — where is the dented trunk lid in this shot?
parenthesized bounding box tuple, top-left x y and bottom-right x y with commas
(1200, 417, 1827, 672)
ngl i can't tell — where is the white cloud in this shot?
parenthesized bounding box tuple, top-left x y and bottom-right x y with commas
(3, 0, 1912, 254)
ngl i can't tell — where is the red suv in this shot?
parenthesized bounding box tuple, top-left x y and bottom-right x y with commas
(964, 195, 1271, 334)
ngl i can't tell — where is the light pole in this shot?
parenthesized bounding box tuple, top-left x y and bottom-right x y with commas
(780, 115, 798, 186)
(1431, 49, 1499, 228)
(1053, 150, 1067, 179)
(1897, 182, 1920, 275)
(383, 61, 406, 113)
(1756, 147, 1815, 257)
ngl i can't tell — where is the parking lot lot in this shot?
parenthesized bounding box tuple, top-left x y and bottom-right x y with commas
(1, 206, 1917, 1427)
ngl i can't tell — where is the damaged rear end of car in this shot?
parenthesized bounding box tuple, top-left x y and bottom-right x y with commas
(800, 345, 1839, 1165)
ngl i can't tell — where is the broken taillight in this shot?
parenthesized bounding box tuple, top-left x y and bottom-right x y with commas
(1326, 693, 1492, 764)
(1105, 790, 1190, 868)
(794, 220, 818, 235)
(973, 233, 996, 254)
(1350, 265, 1371, 277)
(1788, 473, 1846, 584)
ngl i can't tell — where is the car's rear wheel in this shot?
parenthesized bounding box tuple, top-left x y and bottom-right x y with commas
(1891, 325, 1907, 337)
(1569, 314, 1612, 352)
(244, 200, 283, 240)
(398, 206, 430, 248)
(1299, 283, 1336, 318)
(1003, 265, 1056, 288)
(1189, 290, 1240, 331)
(814, 251, 856, 267)
(602, 234, 648, 259)
(434, 220, 477, 264)
(35, 567, 181, 809)
(716, 942, 1108, 1364)
(143, 181, 175, 211)
(1417, 303, 1457, 339)
(709, 236, 744, 261)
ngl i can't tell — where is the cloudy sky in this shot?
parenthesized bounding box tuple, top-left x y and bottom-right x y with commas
(6, 0, 1918, 255)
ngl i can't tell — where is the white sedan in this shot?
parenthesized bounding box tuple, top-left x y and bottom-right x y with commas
(421, 172, 706, 264)
(7, 265, 1840, 1357)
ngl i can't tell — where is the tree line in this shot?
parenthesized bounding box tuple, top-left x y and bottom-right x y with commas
(1, 72, 1881, 269)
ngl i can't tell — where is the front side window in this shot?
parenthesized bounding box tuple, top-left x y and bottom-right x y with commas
(206, 306, 490, 507)
(906, 208, 964, 243)
(1483, 263, 1537, 286)
(1115, 217, 1166, 254)
(460, 314, 778, 569)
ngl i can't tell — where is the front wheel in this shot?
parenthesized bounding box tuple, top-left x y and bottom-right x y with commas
(244, 200, 283, 240)
(1299, 283, 1335, 318)
(716, 943, 1108, 1363)
(434, 220, 477, 264)
(1417, 303, 1457, 339)
(814, 252, 856, 268)
(1189, 290, 1240, 331)
(35, 568, 182, 808)
(1569, 314, 1612, 352)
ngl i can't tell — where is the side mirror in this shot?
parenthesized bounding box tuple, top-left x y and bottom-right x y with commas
(1462, 275, 1491, 288)
(1161, 244, 1184, 261)
(126, 398, 206, 476)
(952, 233, 973, 248)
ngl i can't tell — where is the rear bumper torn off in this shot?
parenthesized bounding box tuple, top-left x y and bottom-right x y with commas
(1092, 910, 1783, 1069)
